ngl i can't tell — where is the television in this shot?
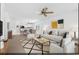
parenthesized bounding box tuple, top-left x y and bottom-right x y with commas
(0, 20, 3, 36)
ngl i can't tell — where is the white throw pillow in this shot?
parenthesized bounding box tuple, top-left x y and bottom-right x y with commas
(63, 37, 72, 45)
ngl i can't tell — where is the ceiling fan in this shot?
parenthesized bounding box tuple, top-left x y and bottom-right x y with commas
(40, 7, 54, 17)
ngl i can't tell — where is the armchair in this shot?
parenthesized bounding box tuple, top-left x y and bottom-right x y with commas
(50, 37, 75, 53)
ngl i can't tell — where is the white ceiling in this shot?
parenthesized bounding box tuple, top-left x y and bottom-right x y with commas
(2, 3, 78, 21)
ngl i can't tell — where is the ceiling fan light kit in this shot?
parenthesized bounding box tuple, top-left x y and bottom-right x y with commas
(40, 7, 54, 17)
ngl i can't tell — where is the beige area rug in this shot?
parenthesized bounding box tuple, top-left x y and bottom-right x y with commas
(14, 35, 48, 54)
(20, 39, 46, 54)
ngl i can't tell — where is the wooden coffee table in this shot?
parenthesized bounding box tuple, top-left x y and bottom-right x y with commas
(34, 37, 50, 54)
(28, 37, 50, 55)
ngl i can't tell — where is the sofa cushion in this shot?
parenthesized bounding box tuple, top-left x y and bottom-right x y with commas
(62, 37, 72, 48)
(42, 34, 63, 43)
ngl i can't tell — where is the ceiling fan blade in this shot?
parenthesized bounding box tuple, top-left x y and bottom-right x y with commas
(45, 12, 54, 14)
(36, 7, 54, 17)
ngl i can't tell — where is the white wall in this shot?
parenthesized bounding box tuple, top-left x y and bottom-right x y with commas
(1, 3, 78, 36)
(1, 3, 10, 41)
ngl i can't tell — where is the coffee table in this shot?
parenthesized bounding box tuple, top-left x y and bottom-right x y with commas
(28, 37, 50, 55)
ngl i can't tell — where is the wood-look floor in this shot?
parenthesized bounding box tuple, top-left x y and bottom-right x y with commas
(0, 41, 8, 54)
(0, 35, 79, 54)
(0, 35, 26, 54)
(7, 37, 26, 53)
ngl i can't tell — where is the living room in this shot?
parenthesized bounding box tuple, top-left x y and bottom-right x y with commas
(0, 3, 78, 54)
